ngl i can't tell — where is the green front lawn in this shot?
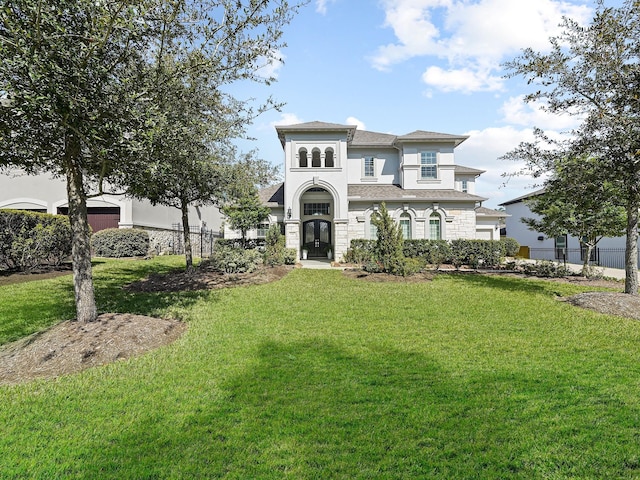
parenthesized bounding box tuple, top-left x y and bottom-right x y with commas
(1, 258, 639, 478)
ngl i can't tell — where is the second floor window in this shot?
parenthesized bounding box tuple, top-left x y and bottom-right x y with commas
(364, 157, 375, 177)
(421, 152, 437, 179)
(461, 180, 468, 193)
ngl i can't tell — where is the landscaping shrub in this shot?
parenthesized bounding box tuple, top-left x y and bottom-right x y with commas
(343, 239, 375, 264)
(0, 210, 72, 271)
(500, 237, 520, 257)
(91, 228, 150, 258)
(522, 260, 571, 278)
(403, 240, 451, 266)
(215, 238, 265, 250)
(371, 203, 404, 274)
(210, 244, 262, 273)
(450, 239, 505, 269)
(395, 257, 426, 277)
(282, 248, 297, 265)
(264, 224, 286, 266)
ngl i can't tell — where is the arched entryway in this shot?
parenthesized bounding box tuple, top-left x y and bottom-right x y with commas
(303, 219, 331, 257)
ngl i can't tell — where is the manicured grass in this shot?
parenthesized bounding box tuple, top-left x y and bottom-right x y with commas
(1, 260, 640, 478)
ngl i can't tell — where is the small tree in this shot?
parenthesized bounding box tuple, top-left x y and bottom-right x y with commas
(522, 156, 626, 277)
(371, 203, 404, 274)
(222, 192, 271, 248)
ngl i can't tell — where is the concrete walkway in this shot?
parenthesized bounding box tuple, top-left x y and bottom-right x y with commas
(299, 258, 338, 269)
(518, 259, 628, 280)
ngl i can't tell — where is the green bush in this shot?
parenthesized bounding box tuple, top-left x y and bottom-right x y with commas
(210, 244, 262, 273)
(0, 210, 72, 271)
(343, 239, 375, 264)
(522, 260, 571, 278)
(500, 237, 520, 257)
(283, 248, 297, 265)
(91, 228, 150, 258)
(403, 240, 451, 266)
(450, 239, 505, 269)
(396, 257, 426, 277)
(264, 224, 286, 266)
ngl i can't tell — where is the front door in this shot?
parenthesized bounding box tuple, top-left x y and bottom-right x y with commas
(303, 220, 331, 257)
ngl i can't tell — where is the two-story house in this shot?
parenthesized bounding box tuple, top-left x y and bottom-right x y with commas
(233, 121, 505, 261)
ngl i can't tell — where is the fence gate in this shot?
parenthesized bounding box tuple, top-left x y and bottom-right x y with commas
(172, 224, 217, 257)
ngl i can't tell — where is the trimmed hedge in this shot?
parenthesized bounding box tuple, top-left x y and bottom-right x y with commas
(91, 228, 150, 258)
(345, 238, 513, 269)
(0, 210, 72, 271)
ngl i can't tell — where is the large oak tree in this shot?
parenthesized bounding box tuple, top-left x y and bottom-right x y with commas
(0, 0, 300, 320)
(503, 0, 640, 293)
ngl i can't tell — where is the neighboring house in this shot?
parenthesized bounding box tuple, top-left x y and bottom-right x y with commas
(225, 121, 506, 261)
(0, 169, 222, 253)
(500, 189, 634, 268)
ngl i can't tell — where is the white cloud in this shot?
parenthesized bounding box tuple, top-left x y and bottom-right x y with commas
(500, 95, 581, 131)
(371, 0, 593, 93)
(316, 0, 336, 15)
(270, 113, 304, 127)
(455, 126, 542, 207)
(346, 116, 366, 130)
(421, 65, 503, 93)
(255, 49, 285, 80)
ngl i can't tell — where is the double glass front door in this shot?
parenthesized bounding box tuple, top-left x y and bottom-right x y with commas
(303, 220, 331, 257)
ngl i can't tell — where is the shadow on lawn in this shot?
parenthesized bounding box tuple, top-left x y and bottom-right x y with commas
(440, 271, 568, 297)
(63, 259, 214, 318)
(74, 339, 594, 478)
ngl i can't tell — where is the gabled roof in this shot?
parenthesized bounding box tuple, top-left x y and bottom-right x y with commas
(455, 165, 485, 175)
(498, 188, 545, 206)
(348, 184, 486, 202)
(258, 182, 284, 207)
(396, 130, 468, 147)
(475, 206, 508, 218)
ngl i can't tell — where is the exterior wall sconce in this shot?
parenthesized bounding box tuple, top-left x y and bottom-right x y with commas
(287, 207, 292, 219)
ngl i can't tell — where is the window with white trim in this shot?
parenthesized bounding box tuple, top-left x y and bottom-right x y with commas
(399, 213, 411, 239)
(364, 156, 375, 177)
(299, 148, 308, 167)
(429, 213, 441, 240)
(461, 180, 468, 193)
(420, 151, 437, 179)
(257, 222, 269, 238)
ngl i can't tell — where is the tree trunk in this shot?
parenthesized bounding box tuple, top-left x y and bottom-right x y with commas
(64, 136, 98, 322)
(582, 243, 593, 278)
(624, 200, 639, 295)
(181, 202, 194, 272)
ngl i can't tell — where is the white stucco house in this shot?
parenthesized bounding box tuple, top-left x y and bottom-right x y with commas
(0, 169, 223, 253)
(500, 189, 633, 268)
(227, 121, 506, 261)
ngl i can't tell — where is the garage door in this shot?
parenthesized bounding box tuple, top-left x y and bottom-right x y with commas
(476, 229, 493, 240)
(57, 207, 120, 232)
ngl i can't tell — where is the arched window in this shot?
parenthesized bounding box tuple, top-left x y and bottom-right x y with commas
(312, 148, 321, 167)
(325, 148, 334, 167)
(399, 213, 411, 239)
(299, 148, 308, 167)
(429, 213, 441, 240)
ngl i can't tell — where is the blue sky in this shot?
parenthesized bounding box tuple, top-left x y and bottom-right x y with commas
(234, 0, 621, 209)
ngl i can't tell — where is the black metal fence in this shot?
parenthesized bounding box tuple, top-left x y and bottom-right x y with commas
(529, 247, 635, 270)
(172, 224, 218, 257)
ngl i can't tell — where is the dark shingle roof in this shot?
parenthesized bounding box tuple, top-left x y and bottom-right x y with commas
(348, 184, 486, 202)
(351, 130, 397, 147)
(455, 165, 485, 175)
(396, 130, 468, 146)
(498, 188, 545, 206)
(475, 206, 508, 217)
(258, 182, 284, 207)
